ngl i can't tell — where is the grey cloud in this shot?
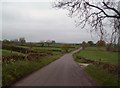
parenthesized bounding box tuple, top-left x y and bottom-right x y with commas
(2, 1, 99, 43)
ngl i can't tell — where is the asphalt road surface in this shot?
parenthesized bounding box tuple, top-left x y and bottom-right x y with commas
(12, 48, 98, 86)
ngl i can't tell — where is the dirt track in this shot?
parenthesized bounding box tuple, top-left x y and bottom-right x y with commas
(12, 48, 98, 86)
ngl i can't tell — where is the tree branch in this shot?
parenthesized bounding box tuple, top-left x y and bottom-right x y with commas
(85, 2, 120, 19)
(102, 2, 120, 16)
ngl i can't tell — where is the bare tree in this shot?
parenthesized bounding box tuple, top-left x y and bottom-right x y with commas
(53, 0, 120, 45)
(40, 40, 45, 47)
(46, 40, 52, 46)
(19, 37, 26, 44)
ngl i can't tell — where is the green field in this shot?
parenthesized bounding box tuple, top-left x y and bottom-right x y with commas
(18, 44, 79, 53)
(73, 47, 119, 86)
(32, 46, 62, 52)
(30, 43, 80, 48)
(75, 47, 118, 64)
(2, 49, 25, 56)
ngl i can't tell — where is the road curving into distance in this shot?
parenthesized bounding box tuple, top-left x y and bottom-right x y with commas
(12, 47, 98, 86)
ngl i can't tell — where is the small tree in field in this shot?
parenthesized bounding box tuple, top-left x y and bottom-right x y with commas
(46, 40, 52, 46)
(96, 40, 106, 47)
(82, 41, 87, 49)
(87, 41, 94, 46)
(19, 37, 26, 45)
(52, 40, 56, 44)
(40, 40, 45, 47)
(62, 44, 71, 53)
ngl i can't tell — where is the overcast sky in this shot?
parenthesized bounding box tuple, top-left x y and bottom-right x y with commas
(1, 0, 99, 43)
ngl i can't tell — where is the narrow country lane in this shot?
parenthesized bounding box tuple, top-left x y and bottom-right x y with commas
(12, 48, 98, 86)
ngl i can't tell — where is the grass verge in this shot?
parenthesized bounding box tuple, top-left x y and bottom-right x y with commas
(85, 65, 118, 86)
(2, 54, 62, 86)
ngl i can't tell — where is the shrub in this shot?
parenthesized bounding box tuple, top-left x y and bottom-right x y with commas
(2, 44, 33, 54)
(61, 44, 71, 53)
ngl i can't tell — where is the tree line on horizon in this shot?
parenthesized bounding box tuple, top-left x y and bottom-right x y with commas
(1, 37, 119, 52)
